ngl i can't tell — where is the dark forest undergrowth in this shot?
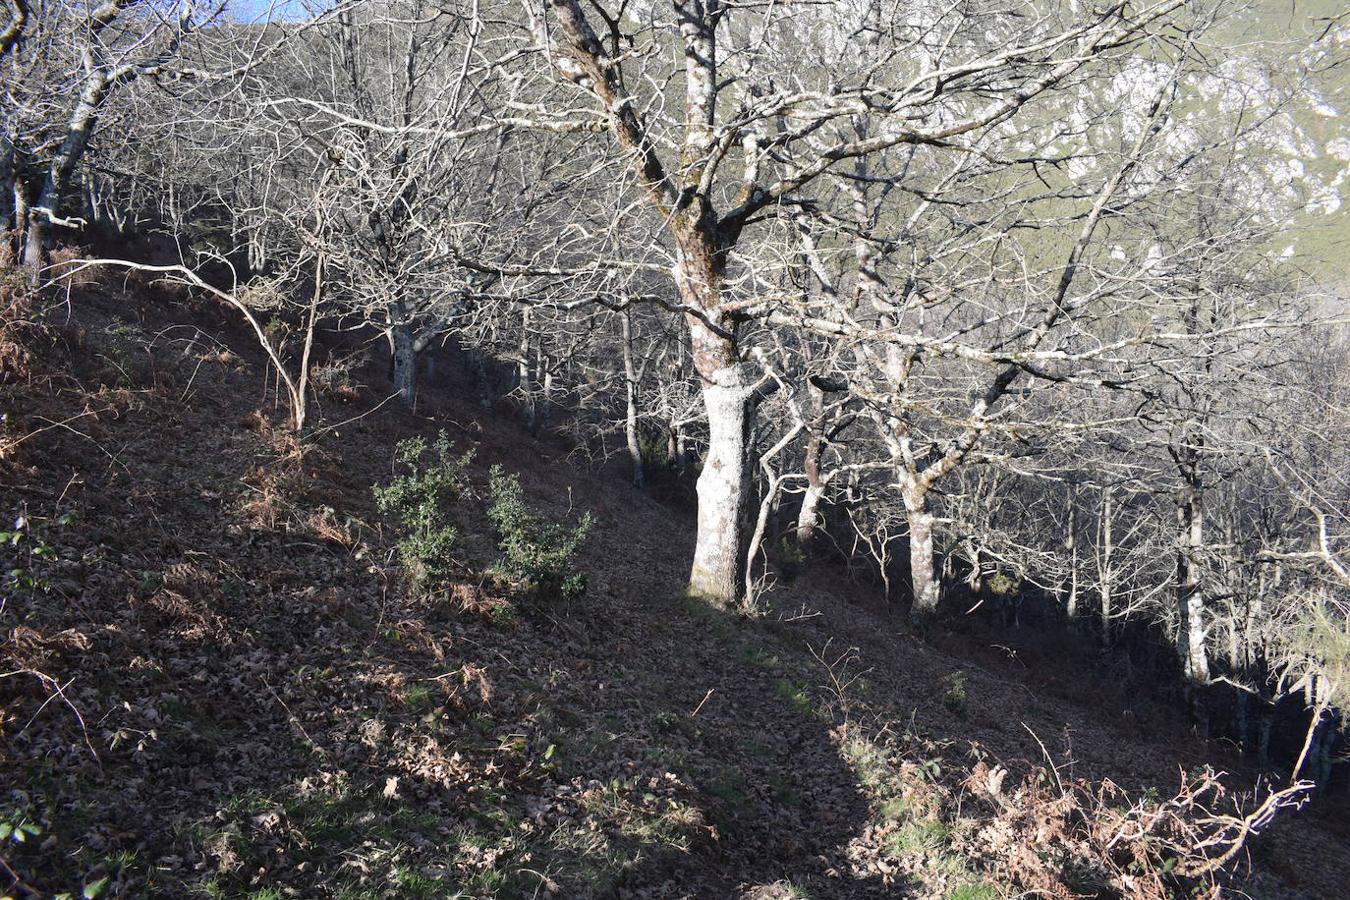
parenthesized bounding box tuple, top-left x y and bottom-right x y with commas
(2, 282, 1347, 899)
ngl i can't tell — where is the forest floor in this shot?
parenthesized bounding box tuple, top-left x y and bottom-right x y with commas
(2, 279, 1348, 899)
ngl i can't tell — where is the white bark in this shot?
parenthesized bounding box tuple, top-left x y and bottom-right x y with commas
(1177, 467, 1211, 684)
(904, 487, 941, 617)
(689, 362, 758, 603)
(622, 310, 645, 487)
(796, 482, 825, 547)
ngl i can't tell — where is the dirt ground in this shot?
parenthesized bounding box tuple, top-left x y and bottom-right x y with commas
(2, 281, 1346, 898)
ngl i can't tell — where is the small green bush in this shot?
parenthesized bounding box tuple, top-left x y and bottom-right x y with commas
(637, 430, 669, 468)
(373, 432, 473, 592)
(485, 465, 591, 603)
(1, 512, 66, 603)
(942, 672, 969, 718)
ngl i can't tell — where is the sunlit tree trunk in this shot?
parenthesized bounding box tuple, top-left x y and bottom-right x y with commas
(621, 310, 645, 488)
(1065, 495, 1080, 618)
(903, 485, 941, 617)
(1098, 489, 1115, 648)
(1177, 449, 1210, 684)
(794, 382, 826, 546)
(686, 316, 758, 603)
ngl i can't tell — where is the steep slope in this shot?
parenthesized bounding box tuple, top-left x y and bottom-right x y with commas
(1, 282, 1345, 899)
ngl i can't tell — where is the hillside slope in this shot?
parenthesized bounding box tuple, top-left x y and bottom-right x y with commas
(1, 282, 1346, 898)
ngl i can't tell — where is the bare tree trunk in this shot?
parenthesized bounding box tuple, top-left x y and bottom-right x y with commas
(518, 308, 538, 434)
(1177, 474, 1210, 684)
(745, 420, 803, 606)
(903, 485, 941, 617)
(24, 61, 113, 280)
(392, 323, 418, 407)
(677, 200, 761, 602)
(292, 254, 323, 431)
(795, 428, 825, 546)
(9, 178, 28, 258)
(538, 344, 552, 432)
(688, 359, 758, 603)
(247, 229, 267, 275)
(20, 208, 45, 278)
(471, 350, 493, 410)
(621, 311, 645, 488)
(675, 426, 689, 473)
(796, 480, 825, 548)
(1065, 496, 1079, 618)
(0, 136, 14, 234)
(1099, 489, 1115, 649)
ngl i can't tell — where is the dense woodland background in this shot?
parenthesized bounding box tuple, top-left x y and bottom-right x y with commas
(2, 1, 1348, 898)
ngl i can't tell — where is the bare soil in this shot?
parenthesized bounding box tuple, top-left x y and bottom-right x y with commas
(1, 281, 1345, 898)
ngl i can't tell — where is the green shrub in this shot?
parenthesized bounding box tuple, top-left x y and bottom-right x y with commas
(637, 430, 669, 468)
(485, 465, 591, 603)
(1, 511, 66, 604)
(373, 432, 473, 592)
(942, 672, 969, 718)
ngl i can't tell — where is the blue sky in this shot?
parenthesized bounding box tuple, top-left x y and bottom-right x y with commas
(224, 0, 324, 22)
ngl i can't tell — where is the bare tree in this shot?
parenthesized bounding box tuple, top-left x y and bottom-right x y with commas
(486, 0, 1193, 604)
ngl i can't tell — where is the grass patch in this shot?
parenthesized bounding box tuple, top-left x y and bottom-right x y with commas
(882, 818, 950, 859)
(774, 677, 813, 715)
(948, 882, 998, 900)
(740, 644, 781, 670)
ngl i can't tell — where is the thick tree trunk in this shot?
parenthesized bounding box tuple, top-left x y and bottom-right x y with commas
(688, 361, 758, 603)
(626, 392, 644, 488)
(795, 431, 824, 546)
(796, 481, 825, 548)
(392, 324, 418, 406)
(20, 212, 44, 279)
(460, 344, 494, 410)
(676, 212, 760, 604)
(676, 427, 690, 472)
(24, 66, 111, 280)
(904, 487, 941, 617)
